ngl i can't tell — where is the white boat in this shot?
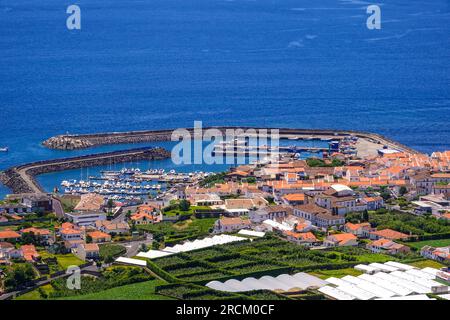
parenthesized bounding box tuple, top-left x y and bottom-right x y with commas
(0, 147, 8, 152)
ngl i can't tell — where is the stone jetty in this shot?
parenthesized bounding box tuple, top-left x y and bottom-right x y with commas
(42, 126, 419, 155)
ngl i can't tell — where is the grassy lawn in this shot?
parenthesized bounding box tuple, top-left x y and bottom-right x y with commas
(406, 239, 450, 250)
(58, 280, 173, 300)
(310, 268, 363, 280)
(137, 217, 216, 245)
(173, 217, 216, 233)
(15, 284, 55, 300)
(163, 205, 211, 217)
(408, 259, 446, 269)
(0, 225, 19, 231)
(56, 254, 84, 269)
(59, 195, 81, 212)
(99, 244, 126, 262)
(39, 251, 84, 270)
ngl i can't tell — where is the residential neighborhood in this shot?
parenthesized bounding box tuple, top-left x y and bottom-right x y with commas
(0, 145, 449, 301)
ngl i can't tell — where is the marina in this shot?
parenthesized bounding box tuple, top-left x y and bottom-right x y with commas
(59, 168, 214, 200)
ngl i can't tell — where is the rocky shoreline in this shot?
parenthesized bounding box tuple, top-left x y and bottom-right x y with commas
(0, 147, 171, 194)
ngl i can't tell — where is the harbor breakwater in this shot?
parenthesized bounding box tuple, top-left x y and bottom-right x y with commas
(42, 126, 419, 154)
(0, 147, 171, 194)
(1, 127, 419, 195)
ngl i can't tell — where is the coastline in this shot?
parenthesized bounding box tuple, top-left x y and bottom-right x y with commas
(0, 147, 171, 194)
(0, 127, 421, 196)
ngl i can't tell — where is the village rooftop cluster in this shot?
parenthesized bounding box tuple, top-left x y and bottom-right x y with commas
(0, 138, 449, 300)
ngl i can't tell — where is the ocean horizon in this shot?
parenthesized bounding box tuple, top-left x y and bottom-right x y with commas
(1, 0, 450, 196)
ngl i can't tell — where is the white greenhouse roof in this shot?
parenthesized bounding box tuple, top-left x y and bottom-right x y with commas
(205, 272, 327, 293)
(354, 264, 379, 274)
(384, 261, 416, 271)
(135, 234, 246, 259)
(331, 184, 353, 193)
(137, 250, 174, 259)
(372, 272, 430, 294)
(439, 293, 450, 300)
(115, 257, 147, 267)
(420, 267, 440, 277)
(369, 262, 399, 272)
(375, 294, 435, 300)
(237, 229, 265, 237)
(262, 219, 292, 231)
(318, 286, 356, 300)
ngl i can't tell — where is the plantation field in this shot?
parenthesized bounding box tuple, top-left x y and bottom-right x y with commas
(150, 236, 395, 283)
(59, 280, 172, 300)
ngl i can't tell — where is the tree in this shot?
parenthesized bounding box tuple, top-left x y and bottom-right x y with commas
(106, 199, 114, 213)
(399, 186, 407, 196)
(178, 200, 190, 212)
(85, 235, 93, 243)
(362, 210, 369, 222)
(152, 241, 160, 250)
(21, 232, 37, 245)
(4, 264, 35, 290)
(380, 189, 391, 201)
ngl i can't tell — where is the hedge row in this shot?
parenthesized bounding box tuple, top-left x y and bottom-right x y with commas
(144, 259, 180, 283)
(403, 232, 450, 242)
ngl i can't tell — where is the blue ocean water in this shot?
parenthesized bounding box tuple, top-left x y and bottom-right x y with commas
(1, 0, 450, 196)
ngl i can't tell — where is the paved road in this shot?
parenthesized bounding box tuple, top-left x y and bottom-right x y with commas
(52, 196, 65, 218)
(118, 237, 153, 257)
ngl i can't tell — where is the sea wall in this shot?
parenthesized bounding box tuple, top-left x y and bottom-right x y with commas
(42, 126, 419, 154)
(0, 147, 171, 194)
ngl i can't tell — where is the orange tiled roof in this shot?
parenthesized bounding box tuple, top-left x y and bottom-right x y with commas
(345, 222, 371, 231)
(21, 244, 39, 262)
(0, 230, 21, 239)
(131, 212, 156, 221)
(328, 233, 357, 245)
(21, 227, 51, 236)
(83, 243, 99, 252)
(219, 216, 251, 226)
(87, 231, 111, 239)
(371, 228, 410, 240)
(283, 193, 306, 201)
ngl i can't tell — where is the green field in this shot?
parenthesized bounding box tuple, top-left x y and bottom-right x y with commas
(148, 236, 396, 284)
(163, 205, 211, 217)
(99, 244, 126, 262)
(408, 260, 446, 269)
(39, 251, 84, 270)
(15, 284, 55, 300)
(59, 280, 173, 300)
(406, 239, 450, 250)
(346, 209, 450, 236)
(310, 268, 363, 279)
(137, 217, 216, 245)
